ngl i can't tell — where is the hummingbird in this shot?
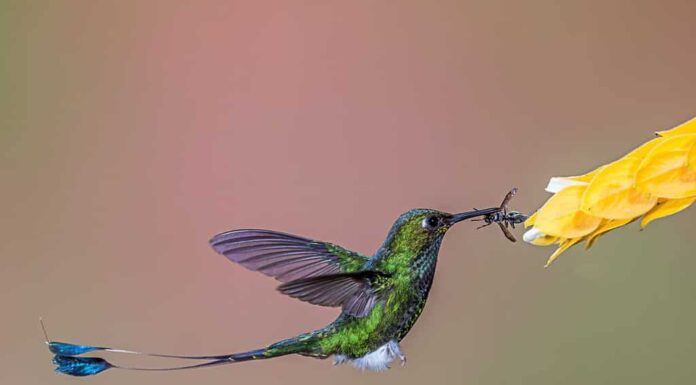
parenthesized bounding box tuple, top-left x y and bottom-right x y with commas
(46, 196, 523, 376)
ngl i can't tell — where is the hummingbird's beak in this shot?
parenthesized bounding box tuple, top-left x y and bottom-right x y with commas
(449, 207, 500, 224)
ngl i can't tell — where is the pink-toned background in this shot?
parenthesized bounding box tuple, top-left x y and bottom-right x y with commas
(3, 1, 696, 384)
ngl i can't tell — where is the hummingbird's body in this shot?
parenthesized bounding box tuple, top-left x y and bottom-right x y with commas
(47, 207, 501, 376)
(258, 213, 444, 370)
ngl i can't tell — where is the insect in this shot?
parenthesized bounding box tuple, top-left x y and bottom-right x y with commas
(473, 188, 529, 242)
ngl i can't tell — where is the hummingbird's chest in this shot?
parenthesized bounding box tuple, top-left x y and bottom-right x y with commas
(368, 248, 439, 344)
(320, 250, 439, 358)
(385, 256, 438, 341)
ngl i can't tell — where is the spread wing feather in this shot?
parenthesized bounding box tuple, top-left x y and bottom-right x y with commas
(209, 229, 368, 282)
(277, 272, 384, 317)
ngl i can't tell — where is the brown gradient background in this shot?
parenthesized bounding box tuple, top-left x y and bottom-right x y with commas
(3, 1, 696, 384)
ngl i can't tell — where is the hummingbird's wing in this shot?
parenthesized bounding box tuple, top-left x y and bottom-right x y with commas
(209, 229, 369, 282)
(277, 272, 386, 317)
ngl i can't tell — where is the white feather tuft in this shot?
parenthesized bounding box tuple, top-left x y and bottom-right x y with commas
(333, 340, 405, 371)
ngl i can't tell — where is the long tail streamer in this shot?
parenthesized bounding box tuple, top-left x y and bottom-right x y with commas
(41, 319, 269, 376)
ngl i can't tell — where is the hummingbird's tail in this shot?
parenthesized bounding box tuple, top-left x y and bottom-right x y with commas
(42, 319, 320, 377)
(50, 348, 271, 376)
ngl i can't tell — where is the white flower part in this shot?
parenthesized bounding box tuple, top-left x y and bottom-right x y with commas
(523, 227, 547, 244)
(545, 177, 588, 193)
(333, 340, 405, 371)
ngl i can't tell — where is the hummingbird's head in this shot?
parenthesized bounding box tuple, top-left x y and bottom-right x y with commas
(380, 207, 498, 257)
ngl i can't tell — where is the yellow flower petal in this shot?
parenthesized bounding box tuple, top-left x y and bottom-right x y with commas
(657, 116, 696, 137)
(527, 116, 696, 265)
(545, 167, 606, 194)
(524, 211, 537, 227)
(545, 177, 587, 193)
(584, 218, 634, 249)
(532, 234, 559, 246)
(534, 185, 602, 238)
(545, 238, 582, 268)
(572, 167, 605, 183)
(627, 136, 666, 158)
(640, 196, 696, 228)
(636, 134, 696, 199)
(581, 139, 661, 219)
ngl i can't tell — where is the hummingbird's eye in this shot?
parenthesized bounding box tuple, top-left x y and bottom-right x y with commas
(422, 216, 440, 230)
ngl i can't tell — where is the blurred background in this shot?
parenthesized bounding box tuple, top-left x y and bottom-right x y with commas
(3, 1, 696, 384)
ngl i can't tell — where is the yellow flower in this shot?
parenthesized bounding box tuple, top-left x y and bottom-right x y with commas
(525, 117, 696, 267)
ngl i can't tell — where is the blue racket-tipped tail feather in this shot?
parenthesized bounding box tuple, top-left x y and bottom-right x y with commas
(52, 355, 113, 376)
(48, 348, 282, 377)
(43, 333, 314, 376)
(48, 341, 103, 356)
